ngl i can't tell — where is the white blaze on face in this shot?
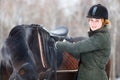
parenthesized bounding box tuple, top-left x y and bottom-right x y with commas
(88, 18, 103, 31)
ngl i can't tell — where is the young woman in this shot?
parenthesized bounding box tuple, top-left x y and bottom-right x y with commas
(55, 4, 111, 80)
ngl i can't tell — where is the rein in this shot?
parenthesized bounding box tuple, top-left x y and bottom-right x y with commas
(37, 29, 47, 68)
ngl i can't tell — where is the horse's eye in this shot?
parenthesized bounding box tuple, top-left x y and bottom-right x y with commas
(19, 69, 25, 76)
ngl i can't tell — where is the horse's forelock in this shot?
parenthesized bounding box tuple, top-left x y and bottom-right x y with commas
(25, 27, 33, 42)
(25, 26, 38, 66)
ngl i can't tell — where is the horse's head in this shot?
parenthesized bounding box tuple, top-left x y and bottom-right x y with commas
(0, 24, 40, 80)
(0, 24, 69, 80)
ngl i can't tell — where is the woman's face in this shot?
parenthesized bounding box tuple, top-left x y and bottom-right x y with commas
(88, 18, 103, 31)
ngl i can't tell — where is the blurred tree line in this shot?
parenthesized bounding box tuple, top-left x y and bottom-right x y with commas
(0, 0, 120, 79)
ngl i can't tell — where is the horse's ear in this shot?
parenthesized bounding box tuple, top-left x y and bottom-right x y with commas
(8, 25, 25, 37)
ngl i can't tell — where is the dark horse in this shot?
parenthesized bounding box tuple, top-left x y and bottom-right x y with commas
(0, 24, 111, 80)
(0, 24, 61, 80)
(0, 24, 42, 80)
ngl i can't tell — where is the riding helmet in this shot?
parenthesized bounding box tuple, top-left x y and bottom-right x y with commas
(87, 4, 108, 19)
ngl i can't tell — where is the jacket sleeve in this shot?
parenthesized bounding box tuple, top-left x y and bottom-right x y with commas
(56, 33, 108, 58)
